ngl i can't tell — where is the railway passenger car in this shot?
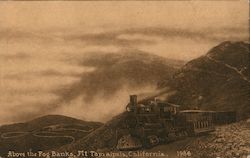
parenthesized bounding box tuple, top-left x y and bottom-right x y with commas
(211, 111, 236, 125)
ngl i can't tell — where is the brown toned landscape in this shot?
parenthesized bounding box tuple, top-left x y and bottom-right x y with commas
(0, 1, 249, 158)
(1, 41, 249, 158)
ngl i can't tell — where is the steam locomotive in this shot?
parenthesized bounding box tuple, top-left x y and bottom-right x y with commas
(115, 95, 235, 150)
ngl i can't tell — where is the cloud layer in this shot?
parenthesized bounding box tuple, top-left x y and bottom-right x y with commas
(0, 0, 248, 125)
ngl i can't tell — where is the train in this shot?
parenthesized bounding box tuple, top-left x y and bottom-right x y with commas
(115, 95, 236, 150)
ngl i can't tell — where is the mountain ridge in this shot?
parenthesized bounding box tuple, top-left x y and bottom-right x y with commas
(159, 41, 250, 119)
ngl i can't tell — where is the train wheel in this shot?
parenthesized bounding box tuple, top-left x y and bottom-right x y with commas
(116, 134, 142, 150)
(147, 135, 160, 147)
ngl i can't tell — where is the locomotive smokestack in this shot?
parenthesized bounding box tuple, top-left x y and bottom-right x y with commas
(130, 95, 137, 113)
(130, 95, 137, 106)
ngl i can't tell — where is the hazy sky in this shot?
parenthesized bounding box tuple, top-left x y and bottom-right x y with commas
(0, 1, 249, 59)
(0, 1, 248, 29)
(0, 1, 249, 125)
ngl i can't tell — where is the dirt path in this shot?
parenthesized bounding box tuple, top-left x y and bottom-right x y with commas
(32, 131, 76, 143)
(57, 128, 94, 133)
(206, 55, 250, 84)
(1, 132, 29, 139)
(0, 126, 93, 142)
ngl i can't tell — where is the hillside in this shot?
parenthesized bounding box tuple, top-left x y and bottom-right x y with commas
(0, 115, 103, 156)
(159, 41, 250, 119)
(56, 112, 129, 153)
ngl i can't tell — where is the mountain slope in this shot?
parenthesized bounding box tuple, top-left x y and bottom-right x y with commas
(56, 112, 129, 153)
(159, 41, 250, 119)
(0, 115, 103, 156)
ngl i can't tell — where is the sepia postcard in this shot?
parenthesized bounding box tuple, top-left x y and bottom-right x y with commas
(0, 0, 249, 158)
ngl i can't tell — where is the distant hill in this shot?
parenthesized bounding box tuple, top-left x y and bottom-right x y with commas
(0, 115, 103, 156)
(158, 41, 250, 119)
(0, 115, 102, 132)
